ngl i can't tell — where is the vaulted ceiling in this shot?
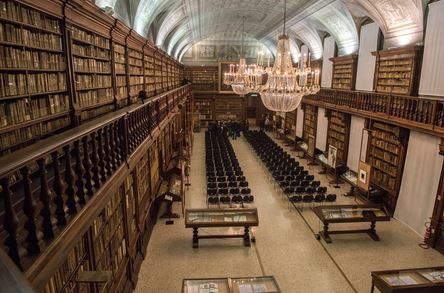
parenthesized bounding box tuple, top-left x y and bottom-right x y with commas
(95, 0, 427, 61)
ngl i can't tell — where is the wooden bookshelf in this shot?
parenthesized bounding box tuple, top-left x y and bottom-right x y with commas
(127, 31, 145, 104)
(284, 110, 296, 140)
(150, 139, 161, 196)
(213, 95, 245, 122)
(184, 66, 217, 92)
(327, 111, 350, 164)
(368, 121, 409, 211)
(0, 0, 71, 156)
(302, 104, 317, 143)
(111, 20, 129, 108)
(143, 44, 155, 98)
(330, 54, 358, 90)
(66, 0, 115, 123)
(154, 50, 162, 94)
(193, 94, 213, 127)
(0, 0, 183, 156)
(372, 46, 423, 95)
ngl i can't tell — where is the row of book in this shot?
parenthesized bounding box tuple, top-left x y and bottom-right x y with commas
(370, 157, 397, 177)
(114, 51, 125, 63)
(115, 63, 126, 75)
(42, 235, 88, 293)
(0, 46, 65, 70)
(372, 129, 400, 143)
(0, 73, 67, 97)
(80, 104, 114, 121)
(116, 86, 128, 100)
(0, 116, 70, 150)
(116, 76, 126, 87)
(129, 76, 144, 85)
(128, 49, 142, 59)
(77, 88, 113, 108)
(0, 23, 62, 50)
(128, 56, 143, 67)
(129, 65, 143, 75)
(129, 84, 144, 96)
(136, 154, 150, 204)
(76, 74, 112, 90)
(372, 168, 397, 191)
(0, 94, 69, 128)
(71, 26, 109, 49)
(372, 137, 399, 154)
(371, 146, 399, 165)
(72, 43, 109, 59)
(0, 1, 61, 33)
(73, 57, 111, 73)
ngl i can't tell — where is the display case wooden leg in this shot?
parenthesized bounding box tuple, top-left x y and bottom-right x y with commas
(193, 227, 199, 248)
(367, 221, 380, 241)
(321, 223, 332, 243)
(244, 226, 251, 247)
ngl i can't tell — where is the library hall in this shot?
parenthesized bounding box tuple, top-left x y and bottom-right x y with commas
(2, 0, 444, 292)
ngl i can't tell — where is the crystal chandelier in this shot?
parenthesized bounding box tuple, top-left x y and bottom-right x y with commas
(223, 16, 251, 96)
(257, 0, 320, 113)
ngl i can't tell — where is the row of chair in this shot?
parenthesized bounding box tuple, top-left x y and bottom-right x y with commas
(244, 130, 336, 207)
(205, 130, 254, 206)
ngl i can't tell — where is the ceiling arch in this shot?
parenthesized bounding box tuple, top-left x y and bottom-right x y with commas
(96, 0, 427, 63)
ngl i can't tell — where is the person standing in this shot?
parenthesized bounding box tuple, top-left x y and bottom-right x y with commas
(260, 115, 265, 131)
(265, 115, 270, 132)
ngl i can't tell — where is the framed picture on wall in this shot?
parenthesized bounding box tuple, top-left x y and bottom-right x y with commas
(218, 61, 237, 93)
(328, 145, 337, 168)
(357, 160, 371, 191)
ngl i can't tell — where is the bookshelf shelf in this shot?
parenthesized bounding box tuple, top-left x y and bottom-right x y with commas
(330, 54, 358, 90)
(303, 104, 317, 143)
(327, 111, 350, 164)
(368, 121, 409, 211)
(372, 46, 423, 96)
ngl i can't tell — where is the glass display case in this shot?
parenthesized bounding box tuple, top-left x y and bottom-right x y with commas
(185, 209, 258, 226)
(185, 208, 259, 248)
(312, 204, 390, 243)
(182, 276, 280, 293)
(182, 278, 230, 293)
(231, 276, 280, 293)
(371, 267, 444, 293)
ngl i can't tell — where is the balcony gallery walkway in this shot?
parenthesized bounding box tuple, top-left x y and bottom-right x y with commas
(135, 131, 444, 293)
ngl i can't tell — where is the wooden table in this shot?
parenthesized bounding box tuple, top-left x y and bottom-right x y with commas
(312, 204, 390, 243)
(371, 267, 444, 292)
(185, 208, 259, 248)
(182, 276, 280, 293)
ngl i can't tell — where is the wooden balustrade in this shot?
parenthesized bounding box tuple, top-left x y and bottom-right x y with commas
(0, 84, 191, 274)
(306, 89, 444, 135)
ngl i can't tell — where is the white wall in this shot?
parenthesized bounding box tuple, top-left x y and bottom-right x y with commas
(316, 107, 328, 151)
(419, 1, 444, 97)
(355, 23, 379, 91)
(321, 36, 335, 88)
(347, 115, 367, 172)
(395, 131, 443, 236)
(296, 106, 304, 138)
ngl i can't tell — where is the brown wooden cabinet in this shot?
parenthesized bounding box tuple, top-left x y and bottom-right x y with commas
(368, 121, 409, 212)
(372, 46, 423, 96)
(327, 111, 351, 165)
(0, 0, 184, 156)
(330, 54, 358, 90)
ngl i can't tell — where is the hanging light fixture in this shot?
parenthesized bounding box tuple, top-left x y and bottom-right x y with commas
(258, 0, 320, 113)
(223, 16, 251, 96)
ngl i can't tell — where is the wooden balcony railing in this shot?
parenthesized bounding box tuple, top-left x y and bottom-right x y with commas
(304, 89, 443, 135)
(0, 84, 192, 274)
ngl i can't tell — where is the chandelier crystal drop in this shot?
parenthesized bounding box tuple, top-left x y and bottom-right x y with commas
(223, 16, 253, 96)
(257, 0, 320, 113)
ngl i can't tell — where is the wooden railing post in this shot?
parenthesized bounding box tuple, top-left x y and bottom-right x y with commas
(37, 158, 54, 240)
(64, 144, 77, 214)
(51, 151, 67, 227)
(1, 177, 22, 270)
(82, 136, 94, 198)
(20, 166, 40, 255)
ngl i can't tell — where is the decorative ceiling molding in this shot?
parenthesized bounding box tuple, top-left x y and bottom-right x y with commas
(156, 6, 187, 49)
(310, 1, 359, 55)
(344, 0, 424, 47)
(287, 22, 323, 59)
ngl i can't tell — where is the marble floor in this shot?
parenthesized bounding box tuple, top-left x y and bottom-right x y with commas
(135, 130, 444, 293)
